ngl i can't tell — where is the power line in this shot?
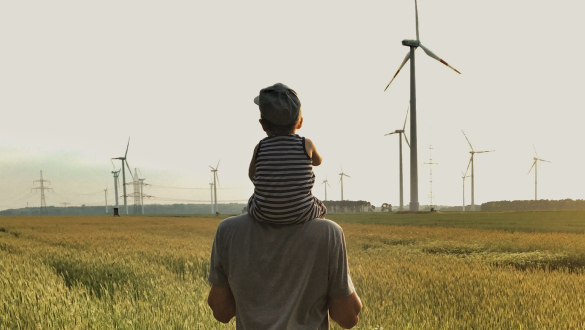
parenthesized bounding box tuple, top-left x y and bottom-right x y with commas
(147, 184, 244, 190)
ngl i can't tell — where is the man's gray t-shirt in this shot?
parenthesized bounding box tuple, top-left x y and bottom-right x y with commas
(208, 214, 355, 330)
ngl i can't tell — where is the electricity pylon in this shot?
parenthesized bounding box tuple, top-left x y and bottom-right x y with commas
(32, 170, 53, 215)
(60, 202, 71, 214)
(424, 146, 438, 211)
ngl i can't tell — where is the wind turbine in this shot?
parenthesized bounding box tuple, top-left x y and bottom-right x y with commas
(210, 161, 220, 214)
(384, 0, 461, 211)
(322, 177, 331, 201)
(528, 146, 550, 201)
(385, 105, 410, 211)
(462, 131, 494, 211)
(338, 168, 351, 201)
(110, 160, 120, 211)
(461, 170, 470, 211)
(112, 137, 134, 214)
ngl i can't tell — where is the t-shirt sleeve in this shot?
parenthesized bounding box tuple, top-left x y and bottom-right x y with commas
(208, 225, 230, 288)
(327, 227, 355, 299)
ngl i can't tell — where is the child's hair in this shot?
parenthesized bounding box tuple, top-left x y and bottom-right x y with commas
(261, 118, 298, 135)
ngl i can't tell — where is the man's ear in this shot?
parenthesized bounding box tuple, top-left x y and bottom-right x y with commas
(296, 117, 303, 129)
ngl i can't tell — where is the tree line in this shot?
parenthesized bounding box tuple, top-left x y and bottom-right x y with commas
(0, 203, 247, 216)
(481, 199, 585, 211)
(322, 200, 376, 213)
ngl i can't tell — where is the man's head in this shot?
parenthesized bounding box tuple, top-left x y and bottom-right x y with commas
(254, 83, 303, 135)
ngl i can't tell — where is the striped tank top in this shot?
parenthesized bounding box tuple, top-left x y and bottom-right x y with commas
(247, 134, 327, 224)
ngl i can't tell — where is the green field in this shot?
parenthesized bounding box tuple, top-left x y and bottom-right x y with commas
(328, 209, 585, 233)
(1, 211, 585, 329)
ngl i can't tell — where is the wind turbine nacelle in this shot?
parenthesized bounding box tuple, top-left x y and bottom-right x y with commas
(402, 39, 420, 47)
(395, 129, 404, 133)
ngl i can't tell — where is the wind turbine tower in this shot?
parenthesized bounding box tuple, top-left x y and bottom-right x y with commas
(322, 177, 331, 201)
(111, 168, 120, 210)
(384, 0, 461, 211)
(528, 146, 550, 201)
(461, 171, 470, 211)
(338, 168, 351, 201)
(385, 105, 410, 211)
(209, 182, 215, 214)
(462, 131, 494, 211)
(210, 161, 220, 214)
(32, 170, 53, 215)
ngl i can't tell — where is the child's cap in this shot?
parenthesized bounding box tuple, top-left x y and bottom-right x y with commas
(253, 83, 301, 125)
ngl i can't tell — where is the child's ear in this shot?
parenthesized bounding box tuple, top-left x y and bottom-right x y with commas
(296, 117, 303, 129)
(259, 119, 268, 132)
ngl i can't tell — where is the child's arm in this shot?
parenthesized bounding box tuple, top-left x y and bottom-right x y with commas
(305, 138, 322, 166)
(248, 144, 259, 182)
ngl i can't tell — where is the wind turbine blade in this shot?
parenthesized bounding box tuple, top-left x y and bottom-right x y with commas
(327, 182, 331, 188)
(403, 132, 410, 148)
(476, 150, 495, 154)
(415, 0, 420, 41)
(215, 172, 220, 187)
(209, 166, 215, 170)
(539, 158, 551, 163)
(403, 105, 409, 131)
(533, 144, 538, 157)
(528, 160, 536, 174)
(464, 157, 472, 177)
(125, 160, 135, 180)
(385, 132, 398, 136)
(461, 130, 473, 151)
(345, 174, 351, 178)
(216, 160, 220, 170)
(111, 159, 116, 169)
(384, 52, 411, 91)
(419, 44, 461, 74)
(125, 137, 130, 158)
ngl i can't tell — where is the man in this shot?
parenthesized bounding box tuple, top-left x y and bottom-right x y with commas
(207, 83, 361, 329)
(207, 213, 362, 329)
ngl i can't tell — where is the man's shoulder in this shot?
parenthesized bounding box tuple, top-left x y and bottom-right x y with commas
(217, 214, 343, 234)
(303, 218, 344, 232)
(216, 214, 254, 230)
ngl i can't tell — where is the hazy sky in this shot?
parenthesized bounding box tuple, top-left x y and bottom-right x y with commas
(1, 0, 584, 211)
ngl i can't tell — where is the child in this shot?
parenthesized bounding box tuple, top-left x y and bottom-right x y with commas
(247, 83, 327, 224)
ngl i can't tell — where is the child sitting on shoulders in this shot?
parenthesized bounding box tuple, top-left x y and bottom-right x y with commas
(247, 83, 327, 224)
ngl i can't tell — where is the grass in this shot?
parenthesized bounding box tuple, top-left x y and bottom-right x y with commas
(1, 212, 585, 329)
(328, 209, 585, 233)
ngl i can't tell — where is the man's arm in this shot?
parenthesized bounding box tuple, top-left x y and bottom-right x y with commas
(305, 138, 322, 166)
(207, 284, 236, 323)
(248, 144, 259, 182)
(328, 292, 362, 329)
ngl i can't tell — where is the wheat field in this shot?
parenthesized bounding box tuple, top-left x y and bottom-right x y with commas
(1, 213, 585, 329)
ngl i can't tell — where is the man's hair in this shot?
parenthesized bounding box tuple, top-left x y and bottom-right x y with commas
(261, 117, 297, 135)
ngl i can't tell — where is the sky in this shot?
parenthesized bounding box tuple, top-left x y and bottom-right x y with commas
(1, 0, 584, 211)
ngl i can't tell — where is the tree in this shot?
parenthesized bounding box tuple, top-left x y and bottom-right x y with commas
(381, 203, 392, 212)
